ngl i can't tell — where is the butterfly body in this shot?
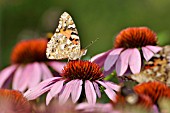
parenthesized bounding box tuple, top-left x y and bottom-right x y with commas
(46, 12, 87, 60)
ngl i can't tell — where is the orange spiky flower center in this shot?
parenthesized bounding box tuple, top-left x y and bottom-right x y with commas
(0, 89, 31, 112)
(11, 38, 48, 64)
(133, 81, 170, 104)
(61, 60, 104, 81)
(114, 27, 157, 48)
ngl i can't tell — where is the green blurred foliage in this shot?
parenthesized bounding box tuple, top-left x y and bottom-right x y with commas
(0, 0, 170, 69)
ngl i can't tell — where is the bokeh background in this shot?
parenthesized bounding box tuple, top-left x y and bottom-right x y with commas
(0, 0, 170, 69)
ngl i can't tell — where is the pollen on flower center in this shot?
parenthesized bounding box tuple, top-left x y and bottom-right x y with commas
(61, 60, 104, 81)
(11, 38, 48, 64)
(114, 27, 158, 48)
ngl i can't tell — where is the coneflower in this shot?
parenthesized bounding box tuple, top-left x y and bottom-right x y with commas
(92, 27, 162, 76)
(0, 38, 66, 92)
(24, 60, 120, 105)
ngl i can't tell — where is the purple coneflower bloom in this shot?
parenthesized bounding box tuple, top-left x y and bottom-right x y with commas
(24, 60, 120, 105)
(91, 27, 162, 76)
(0, 89, 32, 113)
(0, 38, 66, 92)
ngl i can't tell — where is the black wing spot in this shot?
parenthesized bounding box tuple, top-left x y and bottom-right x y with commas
(69, 37, 74, 41)
(75, 39, 79, 41)
(71, 32, 78, 35)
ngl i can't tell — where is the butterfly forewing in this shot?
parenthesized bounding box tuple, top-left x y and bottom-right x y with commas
(46, 12, 86, 60)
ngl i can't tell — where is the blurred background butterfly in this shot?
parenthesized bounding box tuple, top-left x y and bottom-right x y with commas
(130, 46, 170, 85)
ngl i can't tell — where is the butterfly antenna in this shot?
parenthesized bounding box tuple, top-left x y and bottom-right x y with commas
(84, 38, 99, 49)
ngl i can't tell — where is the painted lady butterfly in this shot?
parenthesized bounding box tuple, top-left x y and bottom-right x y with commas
(46, 12, 87, 60)
(130, 46, 170, 85)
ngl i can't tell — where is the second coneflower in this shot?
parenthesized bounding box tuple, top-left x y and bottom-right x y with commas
(24, 60, 120, 105)
(0, 89, 32, 113)
(92, 27, 162, 76)
(0, 38, 66, 92)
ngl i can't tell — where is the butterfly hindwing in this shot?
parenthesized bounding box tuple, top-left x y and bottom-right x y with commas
(46, 12, 86, 60)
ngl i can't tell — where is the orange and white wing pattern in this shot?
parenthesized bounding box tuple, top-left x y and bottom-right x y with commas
(46, 12, 87, 60)
(130, 46, 170, 84)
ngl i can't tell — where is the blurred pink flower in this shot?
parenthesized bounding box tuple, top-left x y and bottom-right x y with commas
(0, 38, 66, 92)
(0, 89, 32, 113)
(76, 102, 117, 113)
(91, 27, 162, 76)
(24, 60, 120, 105)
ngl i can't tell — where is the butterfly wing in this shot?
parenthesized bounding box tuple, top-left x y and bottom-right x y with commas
(46, 12, 83, 60)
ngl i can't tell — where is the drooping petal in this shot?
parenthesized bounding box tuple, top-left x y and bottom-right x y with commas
(85, 80, 96, 104)
(24, 77, 60, 100)
(96, 80, 117, 102)
(104, 81, 120, 92)
(116, 49, 133, 76)
(129, 48, 141, 74)
(49, 80, 64, 97)
(145, 45, 162, 53)
(142, 47, 154, 61)
(91, 50, 112, 67)
(71, 79, 83, 103)
(93, 82, 101, 98)
(28, 62, 42, 88)
(104, 48, 123, 71)
(0, 65, 17, 87)
(48, 61, 66, 73)
(104, 88, 117, 102)
(40, 62, 53, 80)
(59, 80, 75, 104)
(103, 65, 115, 76)
(12, 65, 27, 92)
(46, 92, 53, 105)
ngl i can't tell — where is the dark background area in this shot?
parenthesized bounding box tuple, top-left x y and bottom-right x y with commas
(0, 0, 170, 69)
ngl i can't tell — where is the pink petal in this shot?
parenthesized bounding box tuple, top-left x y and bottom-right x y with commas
(142, 47, 154, 61)
(129, 48, 141, 74)
(104, 48, 123, 71)
(0, 65, 17, 87)
(59, 80, 75, 104)
(40, 62, 53, 80)
(103, 65, 115, 76)
(93, 82, 101, 98)
(46, 92, 53, 105)
(85, 80, 96, 104)
(104, 81, 120, 92)
(28, 62, 42, 88)
(24, 77, 60, 100)
(48, 61, 66, 73)
(116, 49, 133, 76)
(49, 80, 64, 97)
(91, 50, 111, 67)
(104, 88, 117, 102)
(71, 79, 83, 103)
(96, 80, 116, 102)
(145, 45, 162, 53)
(12, 65, 28, 92)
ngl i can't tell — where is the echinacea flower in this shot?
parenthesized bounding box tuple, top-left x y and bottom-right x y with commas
(113, 82, 170, 113)
(133, 81, 170, 104)
(114, 86, 153, 108)
(0, 89, 32, 113)
(24, 60, 120, 105)
(92, 27, 162, 76)
(0, 38, 66, 92)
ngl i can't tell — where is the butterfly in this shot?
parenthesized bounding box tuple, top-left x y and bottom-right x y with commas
(46, 12, 87, 60)
(130, 46, 169, 84)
